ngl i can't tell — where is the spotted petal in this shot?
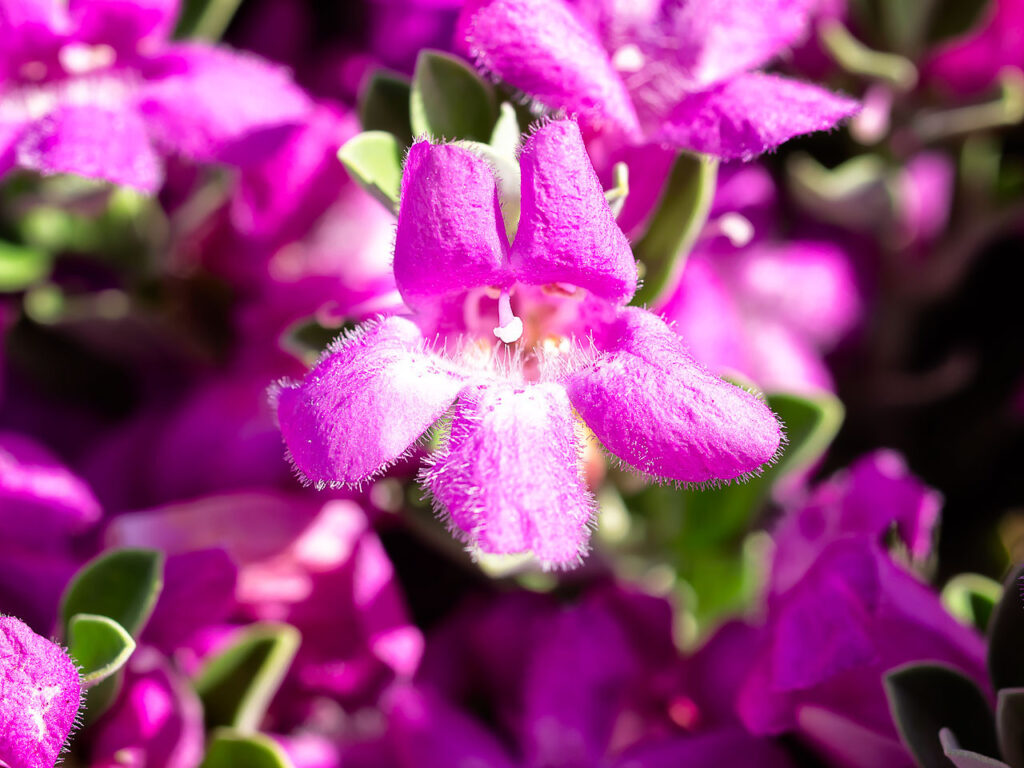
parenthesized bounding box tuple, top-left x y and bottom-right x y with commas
(423, 382, 594, 567)
(394, 140, 511, 309)
(0, 616, 82, 768)
(566, 308, 782, 483)
(512, 119, 637, 304)
(658, 73, 859, 160)
(274, 317, 467, 486)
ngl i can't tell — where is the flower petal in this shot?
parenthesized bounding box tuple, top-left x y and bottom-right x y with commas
(664, 0, 816, 89)
(0, 431, 102, 549)
(458, 0, 641, 138)
(567, 307, 782, 483)
(16, 104, 162, 190)
(512, 119, 637, 303)
(422, 382, 594, 567)
(0, 616, 82, 768)
(394, 140, 511, 309)
(91, 649, 204, 768)
(388, 686, 520, 768)
(69, 0, 179, 50)
(138, 43, 310, 164)
(658, 72, 859, 160)
(275, 317, 467, 486)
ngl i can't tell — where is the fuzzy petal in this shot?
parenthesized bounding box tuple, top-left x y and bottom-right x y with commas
(69, 0, 179, 50)
(0, 616, 82, 768)
(512, 119, 637, 303)
(138, 43, 310, 164)
(458, 0, 641, 137)
(567, 308, 782, 483)
(658, 73, 859, 160)
(275, 317, 466, 486)
(664, 0, 817, 88)
(16, 105, 162, 190)
(394, 141, 511, 309)
(423, 382, 594, 567)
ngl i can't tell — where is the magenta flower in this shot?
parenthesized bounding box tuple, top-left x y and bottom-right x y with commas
(926, 0, 1024, 95)
(89, 649, 204, 768)
(388, 585, 796, 768)
(0, 615, 83, 768)
(274, 119, 783, 567)
(660, 165, 861, 394)
(456, 0, 859, 159)
(0, 0, 311, 191)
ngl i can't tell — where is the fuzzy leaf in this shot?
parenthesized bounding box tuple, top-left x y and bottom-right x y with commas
(68, 613, 137, 687)
(195, 622, 300, 732)
(338, 131, 404, 214)
(60, 548, 164, 638)
(410, 50, 498, 143)
(989, 564, 1024, 692)
(631, 152, 717, 307)
(885, 663, 999, 768)
(360, 70, 414, 146)
(997, 688, 1024, 768)
(200, 730, 295, 768)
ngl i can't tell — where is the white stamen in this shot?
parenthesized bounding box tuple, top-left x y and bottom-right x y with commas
(493, 289, 523, 344)
(612, 44, 646, 73)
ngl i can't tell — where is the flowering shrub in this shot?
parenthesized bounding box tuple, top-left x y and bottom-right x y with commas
(1, 0, 1023, 766)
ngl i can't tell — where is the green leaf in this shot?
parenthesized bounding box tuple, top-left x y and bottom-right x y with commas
(941, 729, 1011, 768)
(360, 70, 414, 146)
(195, 622, 300, 732)
(409, 50, 498, 142)
(943, 573, 1002, 633)
(885, 663, 999, 768)
(174, 0, 243, 40)
(68, 614, 136, 687)
(200, 730, 295, 768)
(338, 131, 404, 214)
(631, 152, 717, 307)
(60, 548, 164, 638)
(996, 688, 1024, 768)
(989, 564, 1024, 692)
(0, 240, 52, 292)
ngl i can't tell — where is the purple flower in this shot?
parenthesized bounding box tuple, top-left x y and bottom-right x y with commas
(0, 615, 83, 768)
(770, 450, 942, 596)
(737, 457, 984, 768)
(274, 119, 783, 567)
(387, 584, 796, 768)
(0, 0, 311, 191)
(660, 164, 860, 394)
(926, 0, 1024, 95)
(106, 492, 423, 707)
(456, 0, 859, 159)
(89, 649, 204, 768)
(0, 432, 100, 631)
